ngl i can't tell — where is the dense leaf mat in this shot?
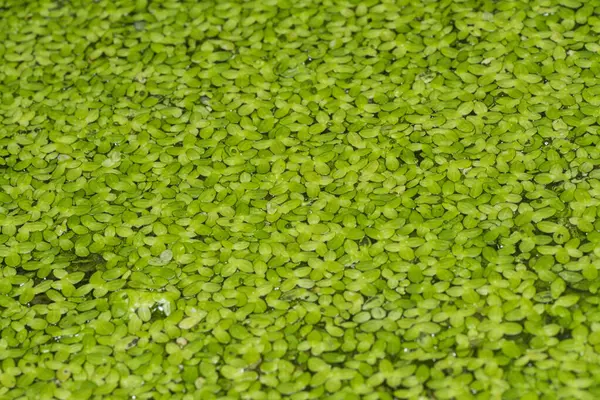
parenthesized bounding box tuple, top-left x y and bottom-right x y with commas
(2, 0, 600, 398)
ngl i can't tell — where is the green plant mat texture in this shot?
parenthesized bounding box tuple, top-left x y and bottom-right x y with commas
(2, 0, 600, 399)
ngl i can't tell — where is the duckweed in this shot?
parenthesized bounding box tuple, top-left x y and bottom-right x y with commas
(2, 0, 600, 398)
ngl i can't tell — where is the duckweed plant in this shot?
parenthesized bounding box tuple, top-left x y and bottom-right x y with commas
(1, 0, 600, 398)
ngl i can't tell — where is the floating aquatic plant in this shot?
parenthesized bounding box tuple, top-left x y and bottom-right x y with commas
(1, 0, 600, 399)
